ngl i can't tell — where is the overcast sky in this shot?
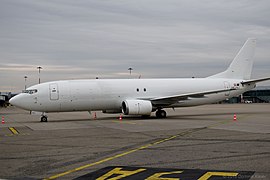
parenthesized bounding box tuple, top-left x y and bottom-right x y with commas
(1, 0, 270, 92)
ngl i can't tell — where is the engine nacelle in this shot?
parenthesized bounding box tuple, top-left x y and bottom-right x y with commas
(122, 100, 152, 115)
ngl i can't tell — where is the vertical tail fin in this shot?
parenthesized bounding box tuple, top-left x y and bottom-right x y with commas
(209, 38, 256, 80)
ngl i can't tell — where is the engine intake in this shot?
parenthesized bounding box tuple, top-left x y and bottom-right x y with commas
(122, 100, 152, 115)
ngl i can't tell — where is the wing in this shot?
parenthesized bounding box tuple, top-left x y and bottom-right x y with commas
(149, 88, 236, 106)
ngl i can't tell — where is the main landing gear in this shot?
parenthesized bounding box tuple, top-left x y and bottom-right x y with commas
(40, 115, 48, 122)
(156, 109, 167, 118)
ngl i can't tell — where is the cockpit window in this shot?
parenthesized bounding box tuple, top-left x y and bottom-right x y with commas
(22, 89, 38, 94)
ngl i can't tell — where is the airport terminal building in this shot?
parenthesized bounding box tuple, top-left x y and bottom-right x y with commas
(222, 86, 270, 103)
(242, 86, 270, 103)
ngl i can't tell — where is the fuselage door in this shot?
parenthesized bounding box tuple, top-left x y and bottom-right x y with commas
(49, 83, 59, 100)
(224, 81, 231, 96)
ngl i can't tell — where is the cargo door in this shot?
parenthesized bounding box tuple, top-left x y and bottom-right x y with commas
(50, 83, 59, 100)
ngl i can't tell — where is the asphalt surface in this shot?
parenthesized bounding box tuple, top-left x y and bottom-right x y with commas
(0, 104, 269, 179)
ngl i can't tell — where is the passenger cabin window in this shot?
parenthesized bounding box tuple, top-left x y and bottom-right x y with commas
(136, 88, 147, 92)
(22, 89, 38, 94)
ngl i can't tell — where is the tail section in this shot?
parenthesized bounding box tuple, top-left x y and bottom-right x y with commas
(209, 38, 256, 80)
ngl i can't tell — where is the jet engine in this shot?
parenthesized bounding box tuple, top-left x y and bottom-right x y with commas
(122, 100, 153, 115)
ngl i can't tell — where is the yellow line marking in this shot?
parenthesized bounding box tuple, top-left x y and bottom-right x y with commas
(44, 129, 197, 180)
(9, 127, 19, 135)
(198, 172, 238, 180)
(45, 115, 244, 180)
(96, 167, 147, 180)
(146, 170, 183, 180)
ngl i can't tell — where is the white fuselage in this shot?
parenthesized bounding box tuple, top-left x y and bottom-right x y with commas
(11, 78, 255, 113)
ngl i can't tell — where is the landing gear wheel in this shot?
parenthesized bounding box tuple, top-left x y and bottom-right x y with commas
(41, 116, 48, 122)
(156, 110, 167, 118)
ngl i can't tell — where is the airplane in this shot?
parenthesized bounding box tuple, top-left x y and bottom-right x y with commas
(9, 38, 270, 122)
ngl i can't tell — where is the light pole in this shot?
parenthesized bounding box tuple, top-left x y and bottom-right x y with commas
(37, 66, 42, 84)
(24, 76, 28, 90)
(128, 67, 133, 76)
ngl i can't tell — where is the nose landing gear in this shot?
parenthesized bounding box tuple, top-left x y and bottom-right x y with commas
(40, 115, 48, 122)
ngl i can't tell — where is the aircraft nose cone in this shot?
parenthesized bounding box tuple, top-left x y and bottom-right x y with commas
(9, 95, 19, 106)
(9, 94, 25, 109)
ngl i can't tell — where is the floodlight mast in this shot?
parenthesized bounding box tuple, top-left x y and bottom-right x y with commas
(24, 76, 28, 90)
(128, 67, 133, 76)
(37, 66, 42, 84)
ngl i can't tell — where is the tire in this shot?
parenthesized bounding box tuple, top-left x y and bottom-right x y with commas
(41, 116, 48, 122)
(160, 110, 167, 118)
(156, 110, 167, 118)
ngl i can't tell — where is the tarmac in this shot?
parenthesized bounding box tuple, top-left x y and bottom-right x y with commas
(0, 104, 269, 179)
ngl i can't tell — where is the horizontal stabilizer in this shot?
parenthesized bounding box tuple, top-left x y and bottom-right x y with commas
(241, 77, 270, 85)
